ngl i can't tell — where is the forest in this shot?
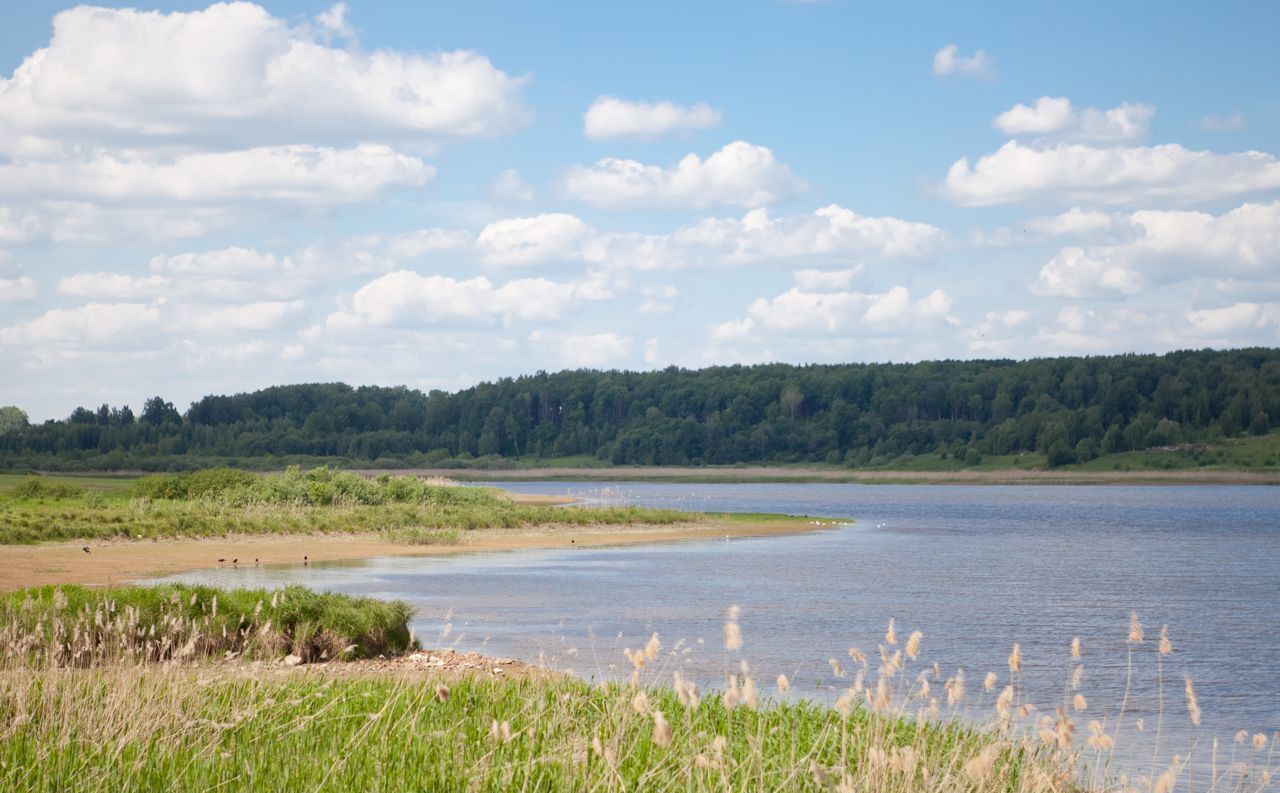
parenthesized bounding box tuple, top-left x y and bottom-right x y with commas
(1, 348, 1278, 471)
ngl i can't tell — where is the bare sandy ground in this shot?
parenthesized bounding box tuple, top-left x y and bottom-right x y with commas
(393, 466, 1280, 485)
(305, 648, 552, 680)
(0, 516, 832, 592)
(505, 492, 575, 505)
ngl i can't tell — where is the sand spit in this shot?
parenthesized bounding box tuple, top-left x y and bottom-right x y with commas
(0, 516, 830, 591)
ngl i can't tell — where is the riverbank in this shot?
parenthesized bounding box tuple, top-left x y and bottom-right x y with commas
(390, 465, 1280, 485)
(0, 655, 1072, 793)
(0, 576, 1081, 791)
(0, 513, 836, 591)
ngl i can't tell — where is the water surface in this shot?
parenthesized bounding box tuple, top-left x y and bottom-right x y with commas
(162, 482, 1280, 773)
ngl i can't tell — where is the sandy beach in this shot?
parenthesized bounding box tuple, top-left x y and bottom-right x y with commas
(0, 515, 833, 591)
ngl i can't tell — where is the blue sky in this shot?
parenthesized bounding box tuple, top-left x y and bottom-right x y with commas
(1, 1, 1278, 419)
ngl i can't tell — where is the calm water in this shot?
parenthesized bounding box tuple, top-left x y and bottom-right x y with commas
(162, 482, 1280, 773)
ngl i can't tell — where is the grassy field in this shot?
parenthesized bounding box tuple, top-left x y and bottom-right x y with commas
(0, 472, 136, 495)
(0, 667, 1061, 793)
(0, 468, 695, 545)
(1, 583, 1268, 792)
(0, 584, 1061, 792)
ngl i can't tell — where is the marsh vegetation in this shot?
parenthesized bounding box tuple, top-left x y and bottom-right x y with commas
(0, 467, 693, 545)
(0, 585, 1272, 792)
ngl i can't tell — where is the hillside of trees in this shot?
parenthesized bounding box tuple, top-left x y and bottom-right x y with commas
(2, 348, 1278, 471)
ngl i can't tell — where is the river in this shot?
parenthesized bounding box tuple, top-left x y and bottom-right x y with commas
(160, 482, 1280, 777)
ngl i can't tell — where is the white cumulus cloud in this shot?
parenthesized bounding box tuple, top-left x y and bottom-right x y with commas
(0, 276, 37, 301)
(932, 44, 994, 78)
(583, 96, 721, 140)
(57, 272, 170, 300)
(489, 169, 535, 203)
(0, 302, 160, 345)
(471, 204, 940, 271)
(0, 207, 40, 242)
(746, 285, 952, 333)
(1030, 200, 1280, 297)
(971, 207, 1139, 248)
(0, 144, 433, 205)
(667, 205, 941, 264)
(711, 317, 755, 342)
(185, 301, 304, 334)
(1186, 302, 1269, 334)
(0, 3, 529, 153)
(149, 247, 282, 276)
(477, 213, 594, 267)
(1030, 247, 1143, 298)
(326, 270, 601, 330)
(793, 266, 862, 292)
(942, 140, 1280, 207)
(528, 330, 632, 367)
(993, 97, 1154, 141)
(564, 141, 805, 209)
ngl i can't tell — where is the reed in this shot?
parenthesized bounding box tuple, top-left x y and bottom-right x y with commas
(0, 664, 1064, 792)
(0, 586, 1275, 792)
(0, 583, 414, 665)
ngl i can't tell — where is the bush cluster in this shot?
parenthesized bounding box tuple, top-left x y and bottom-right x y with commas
(133, 466, 502, 507)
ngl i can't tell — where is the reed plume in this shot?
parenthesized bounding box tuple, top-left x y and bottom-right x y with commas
(1184, 675, 1201, 726)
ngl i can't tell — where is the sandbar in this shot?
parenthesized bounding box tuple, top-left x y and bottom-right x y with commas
(0, 515, 834, 591)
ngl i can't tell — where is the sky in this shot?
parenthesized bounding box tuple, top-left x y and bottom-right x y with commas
(1, 1, 1279, 420)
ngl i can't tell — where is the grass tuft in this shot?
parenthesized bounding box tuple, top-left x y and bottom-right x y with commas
(0, 583, 414, 665)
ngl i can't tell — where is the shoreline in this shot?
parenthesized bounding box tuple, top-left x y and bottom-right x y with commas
(0, 515, 837, 592)
(378, 466, 1280, 486)
(17, 467, 1280, 487)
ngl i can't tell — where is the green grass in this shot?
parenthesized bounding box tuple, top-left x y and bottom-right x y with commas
(0, 472, 136, 496)
(0, 666, 1051, 792)
(0, 585, 1253, 792)
(1063, 432, 1280, 472)
(0, 583, 415, 665)
(0, 467, 697, 544)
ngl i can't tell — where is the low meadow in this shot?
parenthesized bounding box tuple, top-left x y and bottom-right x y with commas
(0, 467, 694, 545)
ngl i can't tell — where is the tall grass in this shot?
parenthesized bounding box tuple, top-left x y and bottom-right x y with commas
(131, 465, 508, 507)
(0, 468, 696, 544)
(0, 584, 414, 665)
(0, 666, 1061, 792)
(0, 595, 1274, 791)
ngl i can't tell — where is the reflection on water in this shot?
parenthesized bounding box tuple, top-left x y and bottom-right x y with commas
(158, 482, 1280, 778)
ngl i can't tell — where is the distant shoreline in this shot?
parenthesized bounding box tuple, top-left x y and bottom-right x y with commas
(373, 466, 1280, 486)
(16, 465, 1280, 486)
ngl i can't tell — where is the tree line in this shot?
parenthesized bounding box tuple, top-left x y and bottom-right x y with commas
(2, 348, 1278, 470)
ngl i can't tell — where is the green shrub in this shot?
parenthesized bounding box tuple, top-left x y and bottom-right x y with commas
(8, 477, 84, 500)
(133, 468, 257, 500)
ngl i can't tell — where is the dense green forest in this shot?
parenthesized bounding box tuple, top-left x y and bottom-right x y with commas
(2, 348, 1279, 471)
